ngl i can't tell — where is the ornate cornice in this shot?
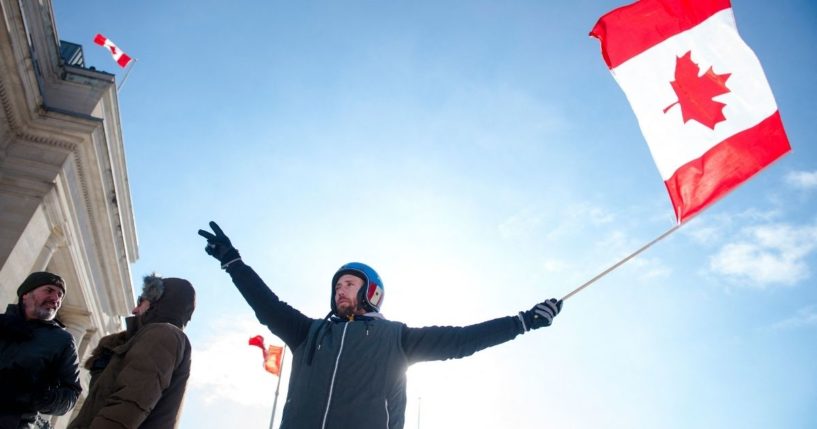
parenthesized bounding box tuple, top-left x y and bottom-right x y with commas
(0, 74, 79, 152)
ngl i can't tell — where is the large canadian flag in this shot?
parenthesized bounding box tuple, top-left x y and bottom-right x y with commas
(591, 0, 790, 223)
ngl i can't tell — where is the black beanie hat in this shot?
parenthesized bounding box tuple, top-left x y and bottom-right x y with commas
(17, 271, 66, 297)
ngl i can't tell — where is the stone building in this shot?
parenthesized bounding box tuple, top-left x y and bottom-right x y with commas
(1, 0, 138, 427)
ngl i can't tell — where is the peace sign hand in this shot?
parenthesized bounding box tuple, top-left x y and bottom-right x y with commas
(198, 221, 241, 268)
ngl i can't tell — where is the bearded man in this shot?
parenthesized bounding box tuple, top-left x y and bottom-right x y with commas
(0, 272, 81, 429)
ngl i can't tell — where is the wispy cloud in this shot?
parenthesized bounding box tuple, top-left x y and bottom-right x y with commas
(684, 222, 723, 246)
(541, 202, 617, 242)
(570, 202, 616, 226)
(541, 258, 570, 273)
(709, 221, 817, 287)
(768, 306, 817, 330)
(498, 208, 543, 239)
(785, 170, 817, 190)
(499, 202, 615, 241)
(684, 208, 783, 246)
(587, 229, 672, 283)
(629, 256, 672, 281)
(189, 317, 285, 407)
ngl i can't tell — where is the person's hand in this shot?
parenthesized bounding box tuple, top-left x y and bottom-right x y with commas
(519, 298, 563, 331)
(197, 221, 241, 268)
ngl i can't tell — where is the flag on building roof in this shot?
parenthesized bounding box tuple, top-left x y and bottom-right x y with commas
(248, 335, 284, 376)
(591, 0, 790, 223)
(93, 33, 133, 68)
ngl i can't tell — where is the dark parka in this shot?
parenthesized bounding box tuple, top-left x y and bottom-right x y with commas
(0, 304, 81, 429)
(68, 278, 195, 429)
(227, 261, 526, 429)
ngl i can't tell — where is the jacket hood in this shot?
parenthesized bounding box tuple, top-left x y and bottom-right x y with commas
(140, 277, 196, 329)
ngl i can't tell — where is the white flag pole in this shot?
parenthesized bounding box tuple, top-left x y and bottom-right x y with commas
(116, 58, 137, 93)
(417, 396, 421, 429)
(268, 345, 286, 429)
(561, 223, 682, 301)
(560, 146, 796, 302)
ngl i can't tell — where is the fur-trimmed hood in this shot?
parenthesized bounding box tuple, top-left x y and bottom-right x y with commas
(139, 275, 196, 329)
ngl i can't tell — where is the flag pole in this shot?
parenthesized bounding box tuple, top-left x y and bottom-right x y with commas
(560, 149, 794, 301)
(417, 396, 421, 429)
(268, 345, 286, 429)
(561, 223, 682, 301)
(116, 58, 137, 93)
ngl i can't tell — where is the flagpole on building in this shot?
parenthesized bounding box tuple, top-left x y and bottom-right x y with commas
(116, 58, 137, 93)
(561, 223, 682, 301)
(269, 346, 286, 429)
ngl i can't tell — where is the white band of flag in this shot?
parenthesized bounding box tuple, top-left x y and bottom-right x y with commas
(93, 33, 133, 68)
(591, 0, 790, 223)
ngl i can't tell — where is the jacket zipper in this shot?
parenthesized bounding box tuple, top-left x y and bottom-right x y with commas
(384, 398, 390, 428)
(321, 321, 350, 429)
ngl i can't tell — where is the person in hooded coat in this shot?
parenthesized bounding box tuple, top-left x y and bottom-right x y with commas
(67, 275, 196, 429)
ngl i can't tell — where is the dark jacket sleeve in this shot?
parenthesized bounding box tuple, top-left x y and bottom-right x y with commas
(36, 336, 81, 416)
(226, 261, 314, 349)
(401, 315, 524, 364)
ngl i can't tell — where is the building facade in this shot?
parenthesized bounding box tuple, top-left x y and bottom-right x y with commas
(1, 0, 138, 427)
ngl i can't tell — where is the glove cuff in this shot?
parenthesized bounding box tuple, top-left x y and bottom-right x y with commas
(221, 257, 242, 270)
(517, 311, 529, 333)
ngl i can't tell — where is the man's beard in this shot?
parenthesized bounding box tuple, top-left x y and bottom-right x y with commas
(335, 304, 361, 319)
(32, 305, 57, 321)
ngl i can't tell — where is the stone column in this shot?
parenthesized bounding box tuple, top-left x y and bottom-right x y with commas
(32, 224, 67, 272)
(51, 306, 95, 429)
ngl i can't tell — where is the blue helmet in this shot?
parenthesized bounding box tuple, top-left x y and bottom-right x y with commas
(331, 262, 384, 315)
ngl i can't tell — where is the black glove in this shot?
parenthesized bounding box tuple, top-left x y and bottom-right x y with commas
(197, 221, 241, 268)
(519, 298, 563, 331)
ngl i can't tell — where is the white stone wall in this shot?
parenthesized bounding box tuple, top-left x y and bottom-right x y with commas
(0, 0, 139, 427)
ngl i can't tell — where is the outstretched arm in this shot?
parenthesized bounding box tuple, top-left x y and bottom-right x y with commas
(402, 298, 563, 364)
(402, 316, 522, 363)
(198, 221, 313, 349)
(225, 261, 313, 348)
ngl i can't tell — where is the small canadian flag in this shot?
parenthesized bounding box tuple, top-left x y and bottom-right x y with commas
(93, 33, 133, 68)
(248, 335, 285, 376)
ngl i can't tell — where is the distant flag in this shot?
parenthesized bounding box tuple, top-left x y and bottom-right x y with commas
(248, 335, 284, 376)
(591, 0, 790, 223)
(93, 33, 133, 68)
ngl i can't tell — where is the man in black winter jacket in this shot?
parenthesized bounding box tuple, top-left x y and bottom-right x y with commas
(199, 222, 563, 429)
(0, 272, 82, 429)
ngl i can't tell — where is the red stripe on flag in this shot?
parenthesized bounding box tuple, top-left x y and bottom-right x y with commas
(590, 0, 732, 69)
(665, 111, 790, 223)
(117, 53, 132, 68)
(93, 33, 106, 46)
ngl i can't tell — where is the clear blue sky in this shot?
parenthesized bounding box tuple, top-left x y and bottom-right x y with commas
(54, 1, 816, 428)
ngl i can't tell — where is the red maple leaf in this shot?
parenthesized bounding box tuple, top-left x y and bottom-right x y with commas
(663, 51, 731, 129)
